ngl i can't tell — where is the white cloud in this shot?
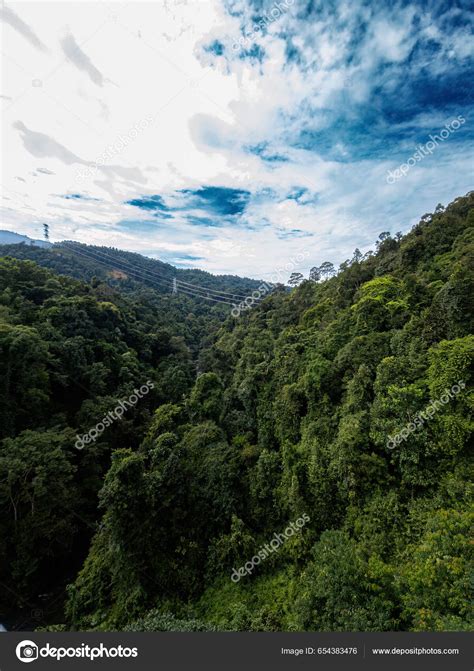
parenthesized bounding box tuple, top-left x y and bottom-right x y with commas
(1, 0, 472, 279)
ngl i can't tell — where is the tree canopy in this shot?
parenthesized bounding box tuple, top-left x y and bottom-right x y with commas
(1, 192, 473, 632)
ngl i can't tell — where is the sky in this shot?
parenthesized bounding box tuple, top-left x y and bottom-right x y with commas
(1, 0, 473, 279)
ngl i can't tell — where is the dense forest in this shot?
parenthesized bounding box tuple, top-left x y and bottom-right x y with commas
(0, 192, 472, 632)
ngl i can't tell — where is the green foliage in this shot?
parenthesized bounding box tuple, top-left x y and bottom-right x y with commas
(193, 570, 299, 631)
(2, 192, 473, 632)
(0, 429, 78, 596)
(398, 509, 474, 631)
(296, 531, 399, 631)
(188, 372, 224, 421)
(0, 323, 49, 437)
(125, 610, 219, 632)
(351, 276, 408, 332)
(0, 253, 239, 618)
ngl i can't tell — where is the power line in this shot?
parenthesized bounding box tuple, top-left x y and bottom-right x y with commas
(60, 242, 253, 303)
(85, 244, 252, 300)
(172, 285, 236, 306)
(61, 244, 232, 305)
(64, 244, 236, 305)
(61, 243, 174, 290)
(175, 276, 252, 300)
(59, 243, 174, 292)
(66, 244, 237, 302)
(80, 240, 253, 300)
(176, 279, 251, 302)
(57, 242, 236, 306)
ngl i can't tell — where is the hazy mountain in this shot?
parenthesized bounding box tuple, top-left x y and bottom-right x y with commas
(0, 230, 52, 248)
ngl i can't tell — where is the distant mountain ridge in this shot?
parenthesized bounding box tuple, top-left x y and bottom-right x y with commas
(0, 235, 262, 301)
(0, 230, 52, 248)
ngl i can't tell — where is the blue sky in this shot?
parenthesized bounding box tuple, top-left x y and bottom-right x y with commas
(1, 0, 473, 278)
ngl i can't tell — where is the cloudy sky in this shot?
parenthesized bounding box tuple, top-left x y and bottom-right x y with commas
(1, 0, 473, 278)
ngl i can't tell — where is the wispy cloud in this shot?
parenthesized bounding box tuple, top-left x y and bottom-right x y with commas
(1, 3, 47, 52)
(60, 33, 104, 87)
(13, 121, 86, 165)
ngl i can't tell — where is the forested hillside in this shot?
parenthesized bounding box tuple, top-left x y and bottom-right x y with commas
(0, 252, 254, 628)
(0, 240, 261, 302)
(1, 193, 472, 632)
